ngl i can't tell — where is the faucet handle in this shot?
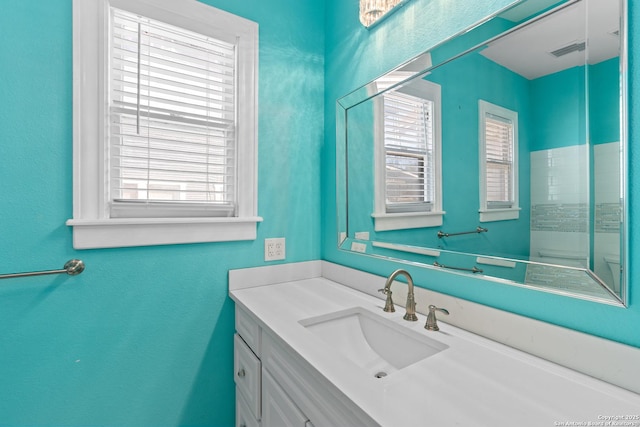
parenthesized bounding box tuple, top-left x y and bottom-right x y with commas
(425, 305, 449, 331)
(378, 288, 395, 313)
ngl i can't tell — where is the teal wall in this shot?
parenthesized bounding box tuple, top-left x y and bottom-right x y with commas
(590, 57, 621, 145)
(528, 57, 618, 152)
(0, 0, 323, 426)
(530, 65, 587, 151)
(323, 0, 640, 349)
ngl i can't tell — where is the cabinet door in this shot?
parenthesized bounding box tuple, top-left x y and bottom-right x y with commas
(262, 369, 309, 427)
(234, 334, 261, 419)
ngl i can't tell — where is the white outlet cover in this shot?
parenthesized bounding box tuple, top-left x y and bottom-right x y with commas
(265, 237, 286, 261)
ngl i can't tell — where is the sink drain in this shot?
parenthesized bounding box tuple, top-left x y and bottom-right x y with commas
(374, 371, 387, 378)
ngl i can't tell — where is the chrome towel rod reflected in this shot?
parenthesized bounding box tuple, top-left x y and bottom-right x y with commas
(433, 261, 483, 274)
(437, 226, 488, 239)
(0, 259, 85, 280)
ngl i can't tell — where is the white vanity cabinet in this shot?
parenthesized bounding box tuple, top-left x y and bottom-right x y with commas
(230, 263, 640, 427)
(234, 306, 317, 427)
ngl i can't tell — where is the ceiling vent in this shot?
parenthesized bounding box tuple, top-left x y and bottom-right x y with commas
(549, 41, 586, 58)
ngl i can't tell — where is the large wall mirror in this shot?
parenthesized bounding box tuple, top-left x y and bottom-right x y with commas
(337, 0, 627, 306)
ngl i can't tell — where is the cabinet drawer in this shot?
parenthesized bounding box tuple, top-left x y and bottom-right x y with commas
(236, 307, 261, 355)
(236, 388, 260, 427)
(234, 334, 261, 419)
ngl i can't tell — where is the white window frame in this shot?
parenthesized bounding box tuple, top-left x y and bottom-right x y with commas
(68, 0, 261, 249)
(372, 79, 444, 231)
(478, 100, 520, 222)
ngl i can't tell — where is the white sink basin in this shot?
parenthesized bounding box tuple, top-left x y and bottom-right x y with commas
(299, 307, 448, 378)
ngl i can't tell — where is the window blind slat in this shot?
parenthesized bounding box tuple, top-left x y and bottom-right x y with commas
(112, 170, 234, 184)
(111, 113, 233, 135)
(111, 133, 234, 151)
(111, 105, 233, 129)
(112, 93, 233, 120)
(112, 155, 234, 171)
(112, 77, 232, 103)
(112, 80, 234, 109)
(112, 59, 235, 93)
(111, 141, 233, 157)
(112, 50, 234, 85)
(112, 32, 236, 67)
(112, 174, 234, 186)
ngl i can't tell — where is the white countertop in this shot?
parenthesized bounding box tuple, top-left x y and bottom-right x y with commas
(230, 274, 640, 427)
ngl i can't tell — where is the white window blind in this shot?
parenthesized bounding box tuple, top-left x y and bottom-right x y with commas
(109, 8, 237, 218)
(484, 113, 514, 209)
(383, 92, 435, 213)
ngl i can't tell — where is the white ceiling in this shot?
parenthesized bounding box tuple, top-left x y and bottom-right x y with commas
(480, 0, 620, 80)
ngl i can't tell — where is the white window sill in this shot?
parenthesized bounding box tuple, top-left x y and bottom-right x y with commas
(371, 211, 444, 231)
(479, 207, 520, 222)
(66, 217, 263, 249)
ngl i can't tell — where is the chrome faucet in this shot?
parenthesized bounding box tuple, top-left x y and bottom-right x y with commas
(378, 269, 418, 321)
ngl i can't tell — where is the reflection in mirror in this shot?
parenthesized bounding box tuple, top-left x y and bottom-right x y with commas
(337, 0, 627, 305)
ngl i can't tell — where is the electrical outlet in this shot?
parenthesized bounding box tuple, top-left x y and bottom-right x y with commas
(265, 237, 286, 261)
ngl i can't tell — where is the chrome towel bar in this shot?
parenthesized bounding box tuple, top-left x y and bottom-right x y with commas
(0, 259, 85, 280)
(437, 226, 488, 238)
(433, 261, 483, 274)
